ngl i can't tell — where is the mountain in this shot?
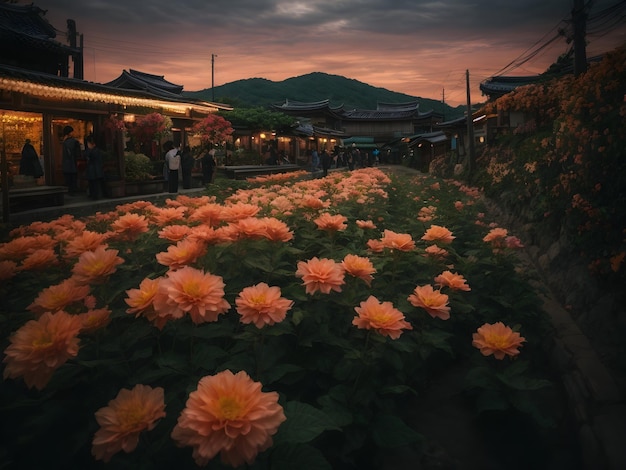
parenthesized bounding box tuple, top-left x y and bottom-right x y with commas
(183, 72, 466, 120)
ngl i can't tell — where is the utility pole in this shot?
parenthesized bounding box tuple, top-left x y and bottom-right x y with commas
(465, 70, 476, 182)
(442, 88, 445, 121)
(211, 54, 217, 101)
(572, 0, 587, 76)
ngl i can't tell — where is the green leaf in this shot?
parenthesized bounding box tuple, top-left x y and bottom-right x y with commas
(274, 401, 340, 444)
(370, 414, 422, 448)
(270, 443, 332, 470)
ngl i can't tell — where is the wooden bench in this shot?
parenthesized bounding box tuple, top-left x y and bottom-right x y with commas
(8, 185, 67, 212)
(223, 165, 303, 180)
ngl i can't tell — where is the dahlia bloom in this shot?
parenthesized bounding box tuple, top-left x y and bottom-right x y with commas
(434, 271, 471, 291)
(28, 278, 91, 315)
(407, 284, 451, 320)
(2, 311, 82, 390)
(0, 260, 18, 281)
(153, 266, 231, 326)
(314, 213, 348, 232)
(109, 213, 150, 241)
(353, 296, 412, 339)
(92, 384, 166, 462)
(341, 254, 376, 286)
(295, 257, 345, 295)
(260, 217, 294, 242)
(79, 307, 112, 334)
(381, 229, 415, 251)
(157, 224, 192, 242)
(423, 244, 449, 259)
(421, 225, 455, 244)
(366, 239, 385, 253)
(483, 227, 508, 243)
(71, 246, 124, 285)
(155, 239, 206, 270)
(171, 370, 286, 467)
(235, 283, 294, 328)
(356, 219, 377, 229)
(63, 231, 109, 259)
(472, 322, 526, 360)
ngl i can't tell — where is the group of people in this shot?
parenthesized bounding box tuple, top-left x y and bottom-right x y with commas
(163, 141, 216, 194)
(19, 125, 104, 200)
(308, 146, 384, 175)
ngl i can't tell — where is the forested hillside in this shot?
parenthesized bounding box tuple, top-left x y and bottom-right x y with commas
(184, 72, 466, 119)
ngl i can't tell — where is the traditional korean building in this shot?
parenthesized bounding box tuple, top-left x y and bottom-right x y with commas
(272, 99, 442, 151)
(0, 3, 230, 198)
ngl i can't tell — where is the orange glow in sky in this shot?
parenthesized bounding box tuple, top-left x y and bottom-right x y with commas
(45, 0, 626, 108)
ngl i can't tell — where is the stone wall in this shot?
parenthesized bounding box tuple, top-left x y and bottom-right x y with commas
(487, 199, 626, 470)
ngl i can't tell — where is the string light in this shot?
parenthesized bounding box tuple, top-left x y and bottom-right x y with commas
(0, 78, 227, 115)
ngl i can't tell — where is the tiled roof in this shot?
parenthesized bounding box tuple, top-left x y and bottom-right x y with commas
(274, 99, 437, 121)
(479, 75, 543, 97)
(0, 3, 78, 57)
(105, 69, 185, 98)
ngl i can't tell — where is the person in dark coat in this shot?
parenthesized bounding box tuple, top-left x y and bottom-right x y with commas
(85, 135, 104, 200)
(62, 125, 81, 195)
(321, 149, 332, 177)
(180, 145, 194, 189)
(201, 147, 216, 185)
(19, 139, 43, 178)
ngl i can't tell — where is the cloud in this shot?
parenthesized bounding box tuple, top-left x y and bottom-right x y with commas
(43, 0, 626, 106)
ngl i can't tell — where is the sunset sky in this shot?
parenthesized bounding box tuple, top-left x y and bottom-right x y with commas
(42, 0, 626, 107)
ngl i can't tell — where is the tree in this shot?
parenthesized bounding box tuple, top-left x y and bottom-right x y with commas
(192, 114, 234, 146)
(220, 107, 296, 132)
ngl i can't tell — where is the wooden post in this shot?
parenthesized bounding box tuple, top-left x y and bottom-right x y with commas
(466, 70, 476, 183)
(1, 115, 9, 223)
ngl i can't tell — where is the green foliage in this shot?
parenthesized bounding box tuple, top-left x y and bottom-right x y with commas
(124, 151, 156, 181)
(461, 45, 626, 285)
(220, 106, 296, 131)
(1, 168, 561, 468)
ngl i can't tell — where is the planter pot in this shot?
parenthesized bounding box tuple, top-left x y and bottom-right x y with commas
(138, 179, 165, 195)
(104, 180, 125, 198)
(125, 182, 140, 196)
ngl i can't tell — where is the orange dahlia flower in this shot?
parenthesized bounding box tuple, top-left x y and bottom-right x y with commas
(434, 270, 471, 291)
(171, 370, 286, 467)
(18, 248, 58, 271)
(221, 203, 261, 222)
(295, 257, 345, 295)
(407, 284, 451, 320)
(155, 239, 206, 270)
(260, 217, 294, 242)
(472, 322, 526, 360)
(153, 266, 230, 325)
(79, 307, 112, 334)
(71, 246, 124, 285)
(341, 254, 376, 286)
(2, 311, 82, 390)
(188, 203, 225, 227)
(0, 260, 18, 281)
(157, 224, 192, 242)
(125, 277, 160, 317)
(421, 225, 455, 244)
(28, 278, 91, 315)
(423, 244, 449, 259)
(92, 384, 166, 462)
(110, 213, 150, 241)
(356, 219, 377, 229)
(381, 229, 415, 251)
(366, 238, 385, 253)
(353, 295, 412, 339)
(314, 213, 348, 232)
(63, 231, 109, 259)
(235, 283, 294, 328)
(482, 227, 508, 243)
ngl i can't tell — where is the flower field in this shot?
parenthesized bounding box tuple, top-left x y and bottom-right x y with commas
(0, 168, 559, 469)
